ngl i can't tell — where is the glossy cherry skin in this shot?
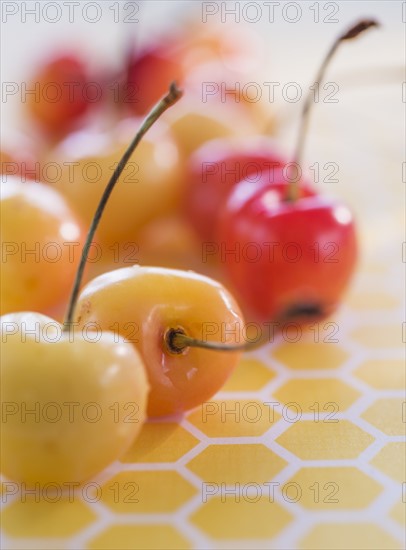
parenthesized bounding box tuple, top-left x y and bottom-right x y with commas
(165, 95, 256, 160)
(26, 54, 91, 137)
(123, 43, 184, 116)
(217, 174, 357, 322)
(75, 266, 244, 418)
(45, 119, 182, 248)
(0, 312, 149, 485)
(184, 137, 286, 241)
(0, 177, 84, 315)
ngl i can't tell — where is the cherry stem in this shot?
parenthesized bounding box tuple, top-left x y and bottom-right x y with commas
(287, 18, 379, 202)
(166, 328, 257, 353)
(165, 303, 324, 354)
(63, 83, 183, 331)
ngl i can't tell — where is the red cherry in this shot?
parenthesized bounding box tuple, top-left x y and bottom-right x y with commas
(183, 22, 380, 244)
(123, 43, 184, 116)
(27, 54, 91, 137)
(212, 19, 378, 322)
(217, 172, 357, 322)
(184, 137, 286, 241)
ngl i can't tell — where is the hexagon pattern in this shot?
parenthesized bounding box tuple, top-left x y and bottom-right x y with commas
(287, 467, 382, 509)
(1, 498, 96, 538)
(1, 250, 405, 550)
(190, 497, 293, 539)
(300, 523, 402, 550)
(186, 444, 287, 484)
(2, 242, 404, 550)
(1, 239, 404, 550)
(88, 525, 191, 550)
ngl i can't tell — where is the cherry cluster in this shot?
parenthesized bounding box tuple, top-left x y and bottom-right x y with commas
(1, 20, 378, 486)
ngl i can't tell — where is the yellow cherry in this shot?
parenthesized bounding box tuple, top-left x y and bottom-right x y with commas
(0, 177, 84, 315)
(135, 215, 203, 272)
(165, 96, 256, 159)
(74, 266, 245, 417)
(44, 118, 182, 248)
(0, 312, 149, 485)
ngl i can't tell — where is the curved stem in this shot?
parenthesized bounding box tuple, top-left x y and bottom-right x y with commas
(287, 18, 379, 202)
(63, 83, 183, 331)
(165, 303, 324, 354)
(166, 328, 260, 353)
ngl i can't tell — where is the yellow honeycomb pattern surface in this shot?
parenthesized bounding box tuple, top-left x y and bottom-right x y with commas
(1, 245, 404, 549)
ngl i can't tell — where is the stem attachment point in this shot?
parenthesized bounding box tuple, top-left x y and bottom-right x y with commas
(165, 327, 190, 355)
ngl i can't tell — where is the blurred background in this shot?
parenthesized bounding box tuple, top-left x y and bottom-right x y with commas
(2, 0, 404, 258)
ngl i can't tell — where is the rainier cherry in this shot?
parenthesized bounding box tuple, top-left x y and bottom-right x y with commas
(75, 265, 244, 418)
(0, 85, 184, 484)
(135, 215, 204, 272)
(0, 178, 84, 315)
(165, 95, 256, 160)
(45, 116, 182, 251)
(1, 312, 148, 485)
(217, 20, 378, 323)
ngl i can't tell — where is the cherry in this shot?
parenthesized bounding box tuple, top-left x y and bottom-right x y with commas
(218, 174, 355, 321)
(0, 312, 148, 485)
(184, 136, 287, 241)
(217, 19, 378, 323)
(0, 177, 84, 315)
(26, 53, 92, 138)
(45, 117, 182, 251)
(75, 265, 244, 418)
(135, 215, 204, 272)
(165, 95, 255, 160)
(121, 41, 184, 116)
